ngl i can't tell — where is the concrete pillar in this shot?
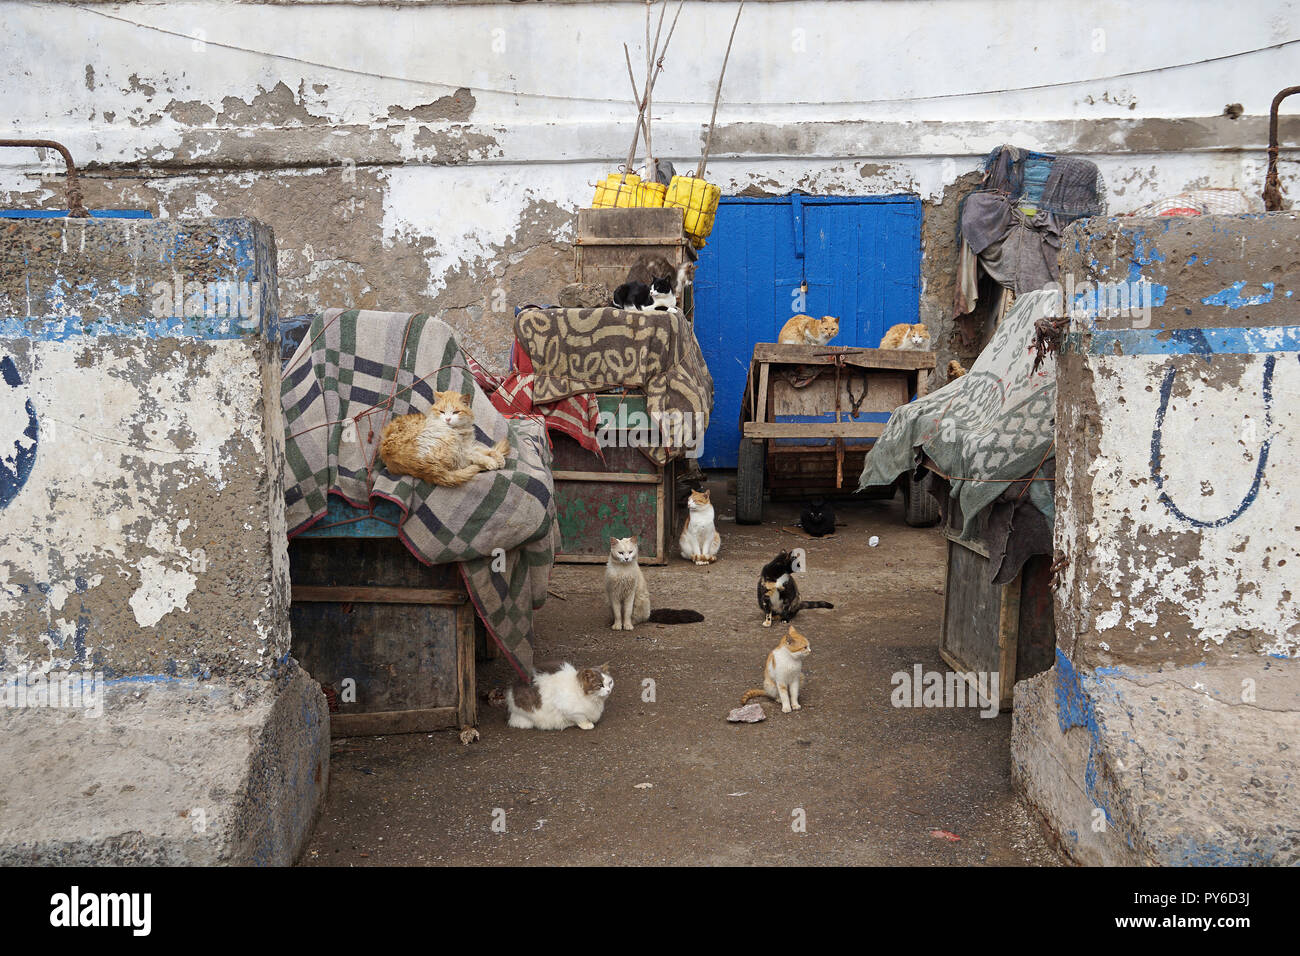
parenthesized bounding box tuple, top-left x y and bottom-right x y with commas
(0, 217, 327, 864)
(1012, 212, 1300, 864)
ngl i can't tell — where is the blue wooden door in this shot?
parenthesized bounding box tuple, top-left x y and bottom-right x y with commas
(693, 195, 923, 468)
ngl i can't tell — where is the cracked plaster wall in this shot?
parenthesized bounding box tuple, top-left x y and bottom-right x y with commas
(2, 0, 1298, 376)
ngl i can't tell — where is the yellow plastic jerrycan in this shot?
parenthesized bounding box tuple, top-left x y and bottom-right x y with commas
(665, 175, 721, 247)
(592, 173, 641, 209)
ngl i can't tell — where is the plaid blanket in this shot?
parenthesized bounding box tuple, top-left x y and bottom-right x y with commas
(514, 306, 713, 464)
(857, 290, 1057, 536)
(281, 309, 558, 679)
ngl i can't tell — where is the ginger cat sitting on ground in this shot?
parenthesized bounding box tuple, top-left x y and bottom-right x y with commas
(879, 322, 932, 350)
(379, 390, 510, 487)
(741, 625, 811, 713)
(778, 314, 839, 346)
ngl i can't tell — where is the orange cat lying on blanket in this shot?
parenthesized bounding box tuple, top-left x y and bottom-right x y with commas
(380, 390, 511, 487)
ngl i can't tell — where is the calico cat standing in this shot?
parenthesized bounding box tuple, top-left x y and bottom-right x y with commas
(379, 390, 510, 487)
(777, 314, 839, 346)
(679, 488, 721, 565)
(741, 625, 810, 713)
(879, 322, 932, 350)
(756, 549, 834, 627)
(506, 661, 613, 731)
(606, 536, 704, 629)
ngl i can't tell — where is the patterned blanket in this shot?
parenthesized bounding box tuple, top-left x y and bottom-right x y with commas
(468, 342, 603, 458)
(857, 290, 1057, 536)
(514, 307, 713, 464)
(281, 309, 558, 678)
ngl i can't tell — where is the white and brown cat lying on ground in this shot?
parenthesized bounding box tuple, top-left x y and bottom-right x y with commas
(778, 314, 839, 346)
(679, 488, 721, 565)
(379, 390, 510, 487)
(606, 536, 704, 629)
(506, 661, 613, 731)
(741, 625, 811, 714)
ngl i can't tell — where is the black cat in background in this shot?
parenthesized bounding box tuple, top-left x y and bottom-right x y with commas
(799, 497, 836, 537)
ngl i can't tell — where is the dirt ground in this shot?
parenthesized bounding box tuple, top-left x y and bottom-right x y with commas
(300, 477, 1061, 866)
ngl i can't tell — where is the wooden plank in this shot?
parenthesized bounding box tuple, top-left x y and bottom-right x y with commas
(574, 237, 689, 247)
(655, 467, 666, 561)
(996, 570, 1023, 710)
(577, 207, 685, 240)
(292, 600, 461, 715)
(755, 363, 770, 425)
(291, 585, 467, 605)
(939, 538, 1013, 712)
(752, 343, 936, 370)
(456, 603, 477, 729)
(945, 530, 991, 559)
(553, 470, 661, 484)
(332, 706, 460, 738)
(744, 421, 885, 439)
(769, 370, 909, 418)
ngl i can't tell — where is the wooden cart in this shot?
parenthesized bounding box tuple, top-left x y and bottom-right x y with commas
(736, 343, 939, 526)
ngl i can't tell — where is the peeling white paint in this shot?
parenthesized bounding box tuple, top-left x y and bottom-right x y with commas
(1069, 352, 1300, 658)
(128, 556, 198, 628)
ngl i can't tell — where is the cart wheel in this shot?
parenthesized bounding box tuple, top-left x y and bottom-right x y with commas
(735, 438, 766, 525)
(901, 471, 940, 527)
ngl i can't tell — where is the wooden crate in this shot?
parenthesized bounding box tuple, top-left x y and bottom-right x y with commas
(552, 394, 678, 565)
(938, 505, 1055, 712)
(289, 499, 478, 737)
(574, 207, 694, 318)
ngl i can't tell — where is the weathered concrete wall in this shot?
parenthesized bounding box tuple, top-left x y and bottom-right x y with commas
(1055, 213, 1300, 667)
(2, 0, 1297, 375)
(0, 217, 326, 864)
(1013, 212, 1300, 865)
(0, 218, 288, 678)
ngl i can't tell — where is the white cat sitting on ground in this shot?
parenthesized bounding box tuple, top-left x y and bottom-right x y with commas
(506, 661, 613, 731)
(605, 536, 705, 630)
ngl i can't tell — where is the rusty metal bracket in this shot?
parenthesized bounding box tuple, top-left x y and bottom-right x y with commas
(1264, 86, 1300, 212)
(0, 139, 89, 217)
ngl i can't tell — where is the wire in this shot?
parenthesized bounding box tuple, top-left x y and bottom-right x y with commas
(64, 3, 1300, 109)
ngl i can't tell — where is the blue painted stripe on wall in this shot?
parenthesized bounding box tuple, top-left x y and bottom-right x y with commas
(0, 210, 153, 219)
(1066, 325, 1300, 356)
(0, 314, 270, 341)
